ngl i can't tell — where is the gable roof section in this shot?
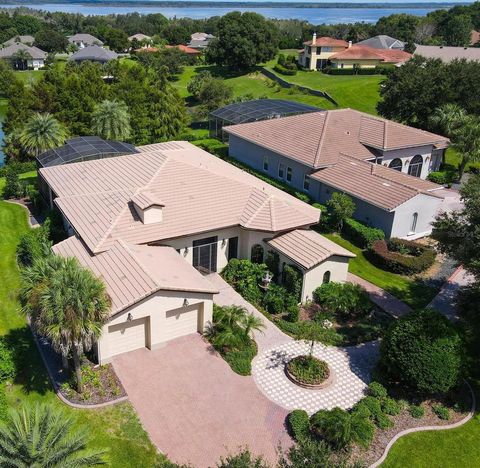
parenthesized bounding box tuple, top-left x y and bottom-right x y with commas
(357, 35, 405, 50)
(53, 236, 218, 316)
(225, 109, 448, 169)
(266, 229, 355, 270)
(329, 45, 411, 63)
(304, 37, 348, 47)
(69, 45, 118, 62)
(41, 141, 320, 254)
(68, 33, 103, 45)
(0, 43, 47, 60)
(3, 35, 35, 46)
(310, 153, 442, 211)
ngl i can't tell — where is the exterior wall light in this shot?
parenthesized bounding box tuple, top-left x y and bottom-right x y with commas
(183, 299, 189, 307)
(184, 247, 189, 257)
(222, 239, 227, 247)
(127, 313, 133, 322)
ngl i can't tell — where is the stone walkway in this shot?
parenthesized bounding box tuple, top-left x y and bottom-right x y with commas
(348, 273, 412, 318)
(208, 273, 378, 413)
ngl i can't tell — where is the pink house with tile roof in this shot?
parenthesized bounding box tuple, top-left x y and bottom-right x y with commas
(41, 141, 354, 362)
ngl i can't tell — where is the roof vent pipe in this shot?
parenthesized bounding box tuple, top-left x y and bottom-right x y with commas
(348, 40, 353, 48)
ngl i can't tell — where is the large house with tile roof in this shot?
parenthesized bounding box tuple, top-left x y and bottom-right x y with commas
(40, 141, 354, 363)
(225, 109, 450, 239)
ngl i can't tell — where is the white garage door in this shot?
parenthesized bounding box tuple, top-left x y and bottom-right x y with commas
(107, 317, 148, 356)
(164, 304, 201, 341)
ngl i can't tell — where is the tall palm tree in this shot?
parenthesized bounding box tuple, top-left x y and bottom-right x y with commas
(19, 113, 68, 157)
(12, 49, 32, 70)
(91, 99, 131, 141)
(21, 256, 110, 393)
(452, 116, 480, 180)
(430, 104, 467, 137)
(0, 404, 106, 466)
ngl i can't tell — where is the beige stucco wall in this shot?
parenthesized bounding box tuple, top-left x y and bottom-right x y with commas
(97, 289, 214, 363)
(299, 45, 347, 70)
(331, 58, 381, 69)
(302, 256, 350, 303)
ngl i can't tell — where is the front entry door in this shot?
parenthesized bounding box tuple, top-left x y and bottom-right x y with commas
(192, 236, 218, 272)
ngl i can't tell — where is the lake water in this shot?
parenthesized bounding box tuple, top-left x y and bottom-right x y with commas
(0, 3, 444, 23)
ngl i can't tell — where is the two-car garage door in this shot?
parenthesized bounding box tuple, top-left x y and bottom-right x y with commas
(106, 305, 202, 358)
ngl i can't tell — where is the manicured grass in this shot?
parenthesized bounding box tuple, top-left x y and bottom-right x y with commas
(173, 65, 336, 110)
(445, 146, 480, 172)
(0, 200, 169, 467)
(14, 69, 45, 84)
(264, 62, 384, 115)
(324, 234, 438, 311)
(0, 170, 37, 193)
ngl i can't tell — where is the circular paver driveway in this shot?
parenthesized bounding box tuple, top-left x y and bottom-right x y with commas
(252, 340, 379, 415)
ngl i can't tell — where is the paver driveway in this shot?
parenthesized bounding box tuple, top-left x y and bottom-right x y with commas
(112, 334, 291, 468)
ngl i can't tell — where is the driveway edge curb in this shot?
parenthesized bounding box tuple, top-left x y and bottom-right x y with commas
(369, 380, 476, 468)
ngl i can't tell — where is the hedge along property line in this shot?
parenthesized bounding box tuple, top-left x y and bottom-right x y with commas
(369, 381, 476, 468)
(369, 238, 436, 275)
(260, 67, 338, 106)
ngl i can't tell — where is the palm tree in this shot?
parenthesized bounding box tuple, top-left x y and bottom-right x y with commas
(91, 99, 131, 141)
(0, 404, 106, 466)
(241, 313, 265, 340)
(12, 49, 32, 70)
(21, 256, 110, 393)
(451, 116, 480, 180)
(19, 113, 68, 157)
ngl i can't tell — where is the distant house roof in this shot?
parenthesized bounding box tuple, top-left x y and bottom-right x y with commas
(0, 43, 47, 60)
(165, 44, 201, 55)
(40, 141, 320, 254)
(53, 236, 218, 315)
(134, 47, 160, 53)
(224, 109, 448, 169)
(471, 30, 480, 46)
(128, 33, 151, 41)
(357, 35, 405, 50)
(36, 136, 138, 168)
(2, 35, 35, 46)
(303, 37, 348, 47)
(68, 33, 103, 46)
(266, 229, 355, 270)
(330, 45, 411, 64)
(188, 32, 215, 49)
(191, 32, 214, 41)
(310, 153, 442, 211)
(210, 99, 320, 126)
(414, 44, 480, 63)
(68, 45, 118, 63)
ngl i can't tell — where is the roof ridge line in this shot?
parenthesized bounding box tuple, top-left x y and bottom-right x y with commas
(313, 111, 330, 168)
(242, 188, 272, 228)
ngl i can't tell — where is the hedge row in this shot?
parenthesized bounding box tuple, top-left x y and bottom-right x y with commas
(369, 238, 436, 275)
(427, 170, 456, 185)
(0, 161, 36, 178)
(343, 218, 385, 248)
(323, 65, 395, 76)
(273, 63, 297, 76)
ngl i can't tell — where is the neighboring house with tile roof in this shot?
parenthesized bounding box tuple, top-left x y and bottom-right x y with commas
(68, 45, 118, 63)
(68, 33, 103, 48)
(298, 33, 349, 70)
(165, 44, 202, 55)
(188, 32, 215, 50)
(357, 35, 406, 50)
(225, 109, 449, 239)
(42, 141, 353, 362)
(2, 35, 35, 46)
(471, 30, 480, 46)
(128, 33, 151, 42)
(0, 43, 47, 69)
(329, 44, 412, 68)
(414, 44, 480, 63)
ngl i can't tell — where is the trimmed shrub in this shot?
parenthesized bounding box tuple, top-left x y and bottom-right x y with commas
(427, 170, 456, 185)
(0, 161, 36, 178)
(288, 409, 310, 441)
(310, 408, 353, 449)
(382, 397, 402, 416)
(409, 404, 425, 419)
(313, 282, 372, 319)
(350, 412, 376, 448)
(265, 250, 280, 280)
(274, 63, 297, 76)
(369, 238, 436, 275)
(375, 64, 397, 75)
(16, 221, 52, 267)
(380, 309, 463, 395)
(368, 381, 388, 399)
(0, 338, 15, 383)
(343, 218, 385, 248)
(283, 264, 303, 301)
(262, 283, 288, 314)
(2, 166, 22, 199)
(353, 396, 392, 428)
(432, 404, 450, 420)
(222, 259, 266, 304)
(286, 304, 300, 323)
(0, 385, 7, 421)
(375, 412, 394, 429)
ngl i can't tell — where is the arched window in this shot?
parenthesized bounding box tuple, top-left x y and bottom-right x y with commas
(389, 158, 403, 171)
(251, 244, 264, 264)
(408, 155, 423, 178)
(323, 271, 331, 284)
(411, 212, 418, 233)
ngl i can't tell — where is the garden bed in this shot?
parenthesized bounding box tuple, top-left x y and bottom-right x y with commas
(285, 355, 334, 389)
(209, 337, 258, 376)
(59, 360, 126, 405)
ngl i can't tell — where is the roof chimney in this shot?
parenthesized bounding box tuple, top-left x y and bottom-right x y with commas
(312, 32, 317, 46)
(348, 40, 353, 48)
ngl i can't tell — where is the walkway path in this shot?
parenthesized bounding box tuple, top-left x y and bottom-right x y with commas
(348, 273, 412, 318)
(429, 266, 474, 321)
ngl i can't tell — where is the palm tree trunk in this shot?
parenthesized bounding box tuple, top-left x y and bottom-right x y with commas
(458, 158, 468, 181)
(72, 346, 83, 393)
(61, 353, 68, 370)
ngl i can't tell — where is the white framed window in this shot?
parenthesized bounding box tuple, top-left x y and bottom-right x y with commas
(278, 163, 285, 179)
(303, 174, 310, 191)
(286, 167, 293, 183)
(263, 155, 269, 172)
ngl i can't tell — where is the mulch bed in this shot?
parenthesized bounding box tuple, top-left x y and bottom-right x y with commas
(350, 383, 472, 466)
(59, 361, 126, 405)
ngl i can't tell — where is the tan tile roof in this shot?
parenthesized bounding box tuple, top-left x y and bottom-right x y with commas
(310, 153, 442, 211)
(41, 141, 320, 254)
(414, 45, 480, 63)
(329, 44, 411, 63)
(225, 109, 448, 168)
(131, 190, 165, 209)
(303, 37, 348, 47)
(165, 45, 201, 54)
(266, 229, 355, 270)
(52, 236, 218, 316)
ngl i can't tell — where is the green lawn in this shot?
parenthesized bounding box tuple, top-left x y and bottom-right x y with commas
(0, 170, 37, 193)
(0, 199, 169, 467)
(264, 61, 384, 115)
(445, 146, 480, 172)
(173, 65, 336, 110)
(324, 234, 438, 311)
(13, 69, 45, 85)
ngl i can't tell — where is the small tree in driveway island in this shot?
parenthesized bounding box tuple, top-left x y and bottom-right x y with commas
(21, 256, 110, 393)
